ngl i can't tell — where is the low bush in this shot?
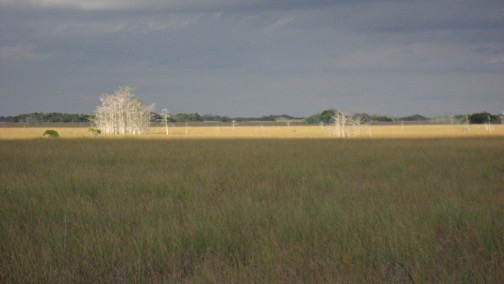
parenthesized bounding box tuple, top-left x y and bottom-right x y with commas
(42, 129, 59, 137)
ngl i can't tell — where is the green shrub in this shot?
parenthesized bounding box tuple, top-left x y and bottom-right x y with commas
(42, 129, 59, 137)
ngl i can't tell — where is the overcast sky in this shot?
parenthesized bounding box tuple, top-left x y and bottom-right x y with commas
(1, 0, 503, 117)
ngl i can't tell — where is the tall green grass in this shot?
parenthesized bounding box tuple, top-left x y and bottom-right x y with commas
(1, 138, 503, 282)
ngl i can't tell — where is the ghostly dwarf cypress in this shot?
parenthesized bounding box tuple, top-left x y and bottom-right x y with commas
(91, 86, 154, 135)
(332, 110, 365, 138)
(332, 110, 349, 137)
(162, 108, 170, 135)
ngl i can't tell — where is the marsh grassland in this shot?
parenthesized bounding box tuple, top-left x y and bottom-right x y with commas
(1, 126, 503, 282)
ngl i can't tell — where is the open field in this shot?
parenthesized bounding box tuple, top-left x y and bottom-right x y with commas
(1, 123, 504, 139)
(1, 126, 503, 282)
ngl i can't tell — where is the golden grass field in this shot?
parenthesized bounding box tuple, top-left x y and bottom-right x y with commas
(1, 124, 503, 282)
(1, 123, 503, 139)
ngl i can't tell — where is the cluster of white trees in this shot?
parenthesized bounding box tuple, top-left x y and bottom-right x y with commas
(91, 86, 154, 135)
(332, 110, 365, 138)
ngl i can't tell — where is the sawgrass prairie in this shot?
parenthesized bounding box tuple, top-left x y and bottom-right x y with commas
(1, 123, 503, 139)
(1, 124, 503, 282)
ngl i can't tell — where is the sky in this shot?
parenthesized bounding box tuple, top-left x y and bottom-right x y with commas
(1, 0, 503, 117)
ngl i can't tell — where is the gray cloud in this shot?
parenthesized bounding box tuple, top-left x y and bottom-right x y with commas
(1, 0, 503, 117)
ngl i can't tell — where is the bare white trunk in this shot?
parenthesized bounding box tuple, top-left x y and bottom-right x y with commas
(162, 109, 169, 135)
(464, 115, 471, 134)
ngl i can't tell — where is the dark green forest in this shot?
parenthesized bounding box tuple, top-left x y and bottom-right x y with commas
(1, 111, 502, 124)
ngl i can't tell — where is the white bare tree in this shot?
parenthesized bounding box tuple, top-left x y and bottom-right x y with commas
(91, 86, 154, 135)
(332, 111, 367, 138)
(162, 108, 170, 135)
(464, 115, 471, 134)
(350, 114, 365, 137)
(332, 110, 349, 137)
(485, 115, 494, 132)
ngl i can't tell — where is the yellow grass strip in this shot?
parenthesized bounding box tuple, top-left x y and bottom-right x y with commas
(1, 124, 503, 139)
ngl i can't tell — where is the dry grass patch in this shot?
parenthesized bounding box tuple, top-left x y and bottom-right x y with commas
(1, 124, 503, 139)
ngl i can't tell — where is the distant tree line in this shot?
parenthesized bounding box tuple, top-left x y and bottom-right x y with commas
(304, 110, 502, 125)
(1, 111, 501, 124)
(200, 114, 232, 122)
(304, 109, 398, 124)
(151, 113, 302, 123)
(467, 112, 500, 124)
(151, 113, 213, 123)
(234, 114, 303, 122)
(0, 112, 92, 123)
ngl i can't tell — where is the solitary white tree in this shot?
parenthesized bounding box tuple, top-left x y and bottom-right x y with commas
(464, 115, 471, 134)
(162, 108, 170, 135)
(485, 115, 494, 132)
(91, 86, 154, 135)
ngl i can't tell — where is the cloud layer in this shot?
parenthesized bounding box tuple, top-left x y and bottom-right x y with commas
(1, 0, 503, 116)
